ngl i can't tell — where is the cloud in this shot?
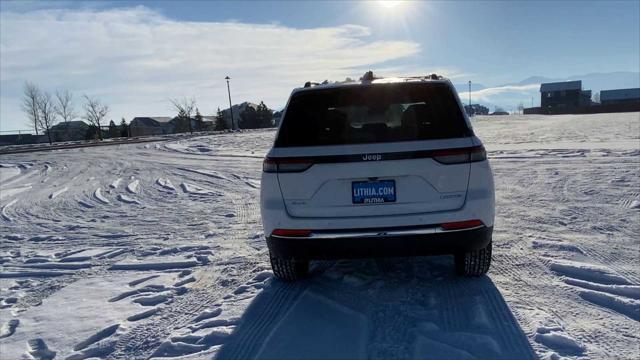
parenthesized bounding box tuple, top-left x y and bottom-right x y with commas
(0, 6, 420, 130)
(465, 84, 541, 106)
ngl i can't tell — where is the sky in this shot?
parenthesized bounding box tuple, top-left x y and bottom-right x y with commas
(1, 0, 639, 131)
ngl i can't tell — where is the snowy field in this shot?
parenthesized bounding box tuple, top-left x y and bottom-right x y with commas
(1, 112, 639, 359)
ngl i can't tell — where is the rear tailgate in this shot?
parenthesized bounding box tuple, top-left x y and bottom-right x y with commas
(271, 80, 475, 219)
(273, 138, 473, 218)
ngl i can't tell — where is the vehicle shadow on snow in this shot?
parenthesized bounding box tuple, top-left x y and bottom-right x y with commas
(216, 256, 536, 360)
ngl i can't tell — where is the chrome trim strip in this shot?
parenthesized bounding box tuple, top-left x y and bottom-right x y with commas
(309, 227, 436, 239)
(271, 225, 485, 239)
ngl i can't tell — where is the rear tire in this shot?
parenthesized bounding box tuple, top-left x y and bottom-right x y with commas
(455, 241, 492, 277)
(270, 253, 309, 281)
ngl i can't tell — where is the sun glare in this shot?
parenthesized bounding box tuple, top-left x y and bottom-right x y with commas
(377, 0, 404, 10)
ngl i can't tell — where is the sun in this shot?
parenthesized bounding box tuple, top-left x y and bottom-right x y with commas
(361, 0, 416, 30)
(376, 0, 405, 9)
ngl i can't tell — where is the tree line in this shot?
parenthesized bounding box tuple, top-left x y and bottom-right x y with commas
(169, 97, 275, 133)
(21, 81, 110, 144)
(21, 81, 276, 145)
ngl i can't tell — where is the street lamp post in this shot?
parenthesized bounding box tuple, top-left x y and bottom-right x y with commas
(225, 76, 235, 130)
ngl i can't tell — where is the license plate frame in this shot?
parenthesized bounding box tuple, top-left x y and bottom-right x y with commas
(352, 180, 396, 204)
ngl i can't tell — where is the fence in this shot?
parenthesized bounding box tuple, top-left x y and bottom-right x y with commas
(524, 101, 640, 115)
(0, 125, 127, 146)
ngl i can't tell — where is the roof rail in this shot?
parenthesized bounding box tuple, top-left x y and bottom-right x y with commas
(303, 72, 444, 88)
(401, 74, 445, 81)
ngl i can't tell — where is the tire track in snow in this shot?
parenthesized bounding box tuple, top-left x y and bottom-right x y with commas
(478, 283, 537, 357)
(492, 158, 639, 357)
(429, 273, 536, 359)
(109, 178, 122, 189)
(107, 161, 265, 359)
(215, 281, 308, 360)
(48, 187, 68, 199)
(1, 198, 18, 221)
(126, 179, 140, 194)
(618, 192, 639, 209)
(107, 261, 262, 360)
(117, 194, 141, 205)
(155, 178, 176, 191)
(580, 246, 640, 286)
(93, 188, 110, 204)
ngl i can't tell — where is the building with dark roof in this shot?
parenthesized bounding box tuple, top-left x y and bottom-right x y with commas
(48, 121, 90, 141)
(220, 102, 259, 129)
(600, 88, 640, 105)
(129, 117, 174, 136)
(540, 81, 592, 109)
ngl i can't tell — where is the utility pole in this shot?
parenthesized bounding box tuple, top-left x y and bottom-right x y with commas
(225, 76, 235, 130)
(467, 81, 472, 116)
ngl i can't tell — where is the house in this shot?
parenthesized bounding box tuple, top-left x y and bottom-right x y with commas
(220, 102, 259, 129)
(540, 81, 592, 109)
(48, 120, 90, 142)
(129, 117, 174, 136)
(273, 110, 283, 127)
(201, 116, 217, 131)
(600, 88, 640, 105)
(169, 117, 196, 133)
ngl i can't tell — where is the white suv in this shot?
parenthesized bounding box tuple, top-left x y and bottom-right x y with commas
(260, 73, 495, 281)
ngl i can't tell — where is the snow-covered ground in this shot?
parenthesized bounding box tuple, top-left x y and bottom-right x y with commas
(1, 112, 638, 359)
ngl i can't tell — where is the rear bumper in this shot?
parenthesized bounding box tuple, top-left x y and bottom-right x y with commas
(266, 225, 493, 260)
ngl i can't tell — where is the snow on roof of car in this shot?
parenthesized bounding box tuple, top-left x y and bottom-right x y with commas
(293, 74, 450, 93)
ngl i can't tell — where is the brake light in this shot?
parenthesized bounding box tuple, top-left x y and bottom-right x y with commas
(432, 146, 486, 165)
(272, 229, 312, 237)
(441, 219, 484, 230)
(263, 157, 314, 173)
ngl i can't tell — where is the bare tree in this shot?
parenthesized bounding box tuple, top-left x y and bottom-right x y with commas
(21, 81, 42, 135)
(517, 102, 525, 114)
(169, 97, 196, 133)
(55, 89, 77, 122)
(83, 95, 109, 140)
(37, 91, 58, 145)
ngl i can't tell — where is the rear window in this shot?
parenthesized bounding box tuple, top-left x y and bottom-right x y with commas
(275, 82, 470, 147)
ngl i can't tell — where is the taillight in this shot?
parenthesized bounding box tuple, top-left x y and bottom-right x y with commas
(441, 219, 484, 230)
(263, 157, 314, 173)
(262, 158, 278, 172)
(432, 146, 486, 165)
(271, 229, 312, 237)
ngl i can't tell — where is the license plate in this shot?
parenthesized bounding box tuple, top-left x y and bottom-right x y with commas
(352, 180, 396, 204)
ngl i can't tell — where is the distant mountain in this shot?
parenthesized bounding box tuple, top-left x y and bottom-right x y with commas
(504, 71, 640, 92)
(458, 71, 639, 112)
(453, 83, 487, 93)
(567, 72, 640, 92)
(513, 76, 556, 86)
(283, 72, 638, 114)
